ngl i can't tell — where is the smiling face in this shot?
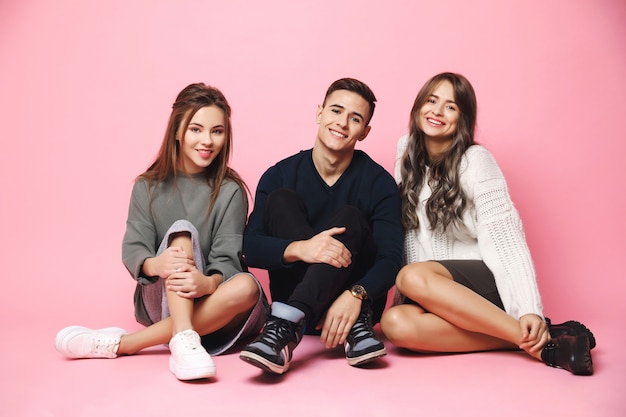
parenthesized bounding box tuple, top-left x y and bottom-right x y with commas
(417, 80, 459, 144)
(315, 89, 371, 157)
(176, 105, 226, 174)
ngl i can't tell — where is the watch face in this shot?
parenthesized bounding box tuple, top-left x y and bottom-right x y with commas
(351, 285, 367, 299)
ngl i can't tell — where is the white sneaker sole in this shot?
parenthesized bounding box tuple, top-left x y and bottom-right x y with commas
(347, 347, 387, 366)
(169, 356, 216, 380)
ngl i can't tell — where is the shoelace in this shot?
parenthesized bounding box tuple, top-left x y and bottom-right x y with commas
(541, 342, 559, 366)
(91, 336, 120, 356)
(349, 312, 374, 344)
(259, 319, 294, 346)
(177, 331, 201, 352)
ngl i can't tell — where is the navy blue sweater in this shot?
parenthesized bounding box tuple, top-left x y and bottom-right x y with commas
(244, 149, 403, 301)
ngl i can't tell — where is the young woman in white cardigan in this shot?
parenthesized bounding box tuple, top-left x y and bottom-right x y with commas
(380, 72, 594, 375)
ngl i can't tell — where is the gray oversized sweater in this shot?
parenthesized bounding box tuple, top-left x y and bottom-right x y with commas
(122, 173, 247, 285)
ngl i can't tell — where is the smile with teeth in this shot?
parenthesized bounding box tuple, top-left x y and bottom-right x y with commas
(197, 149, 212, 158)
(426, 117, 444, 126)
(330, 129, 347, 138)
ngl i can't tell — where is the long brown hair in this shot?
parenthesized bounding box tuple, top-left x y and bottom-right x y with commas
(138, 83, 248, 214)
(399, 72, 477, 231)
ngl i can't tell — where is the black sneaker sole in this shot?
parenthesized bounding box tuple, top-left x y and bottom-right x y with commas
(347, 347, 387, 366)
(570, 334, 594, 376)
(239, 351, 288, 374)
(562, 320, 597, 350)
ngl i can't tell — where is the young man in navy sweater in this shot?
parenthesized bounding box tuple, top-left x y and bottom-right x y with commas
(240, 78, 403, 374)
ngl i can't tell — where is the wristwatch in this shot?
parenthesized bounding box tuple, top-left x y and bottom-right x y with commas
(350, 284, 368, 300)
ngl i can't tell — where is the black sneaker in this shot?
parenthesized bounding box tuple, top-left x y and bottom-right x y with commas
(345, 306, 386, 366)
(239, 316, 305, 374)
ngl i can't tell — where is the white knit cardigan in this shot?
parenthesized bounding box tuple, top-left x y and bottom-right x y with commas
(396, 134, 543, 319)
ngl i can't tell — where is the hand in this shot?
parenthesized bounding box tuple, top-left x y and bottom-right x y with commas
(143, 246, 195, 279)
(316, 290, 361, 348)
(285, 227, 352, 268)
(518, 314, 550, 353)
(165, 264, 220, 298)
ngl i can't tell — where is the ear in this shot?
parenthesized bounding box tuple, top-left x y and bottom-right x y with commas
(315, 105, 323, 123)
(358, 125, 371, 142)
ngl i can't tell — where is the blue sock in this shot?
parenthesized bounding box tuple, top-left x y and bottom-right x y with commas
(271, 302, 305, 323)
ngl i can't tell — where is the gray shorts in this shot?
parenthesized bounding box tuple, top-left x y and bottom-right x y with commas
(133, 220, 268, 355)
(396, 260, 504, 310)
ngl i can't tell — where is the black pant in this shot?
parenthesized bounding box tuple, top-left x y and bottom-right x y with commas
(264, 189, 378, 332)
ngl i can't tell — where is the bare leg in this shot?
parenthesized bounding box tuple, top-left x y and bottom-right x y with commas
(381, 305, 517, 352)
(380, 262, 542, 360)
(118, 273, 259, 355)
(165, 233, 195, 335)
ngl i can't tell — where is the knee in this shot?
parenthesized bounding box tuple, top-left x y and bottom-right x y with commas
(380, 307, 412, 348)
(223, 274, 260, 306)
(396, 264, 430, 299)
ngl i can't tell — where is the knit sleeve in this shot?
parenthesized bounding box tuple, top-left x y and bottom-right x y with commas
(467, 146, 543, 319)
(122, 180, 159, 285)
(403, 229, 421, 265)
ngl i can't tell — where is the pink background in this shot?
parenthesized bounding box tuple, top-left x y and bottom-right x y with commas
(1, 1, 625, 416)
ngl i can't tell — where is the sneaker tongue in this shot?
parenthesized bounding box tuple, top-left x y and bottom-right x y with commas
(182, 333, 198, 349)
(175, 330, 202, 351)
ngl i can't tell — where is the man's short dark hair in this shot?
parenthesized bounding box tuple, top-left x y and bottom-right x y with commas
(323, 78, 377, 125)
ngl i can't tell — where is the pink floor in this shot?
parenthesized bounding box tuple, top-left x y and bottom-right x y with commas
(1, 293, 623, 416)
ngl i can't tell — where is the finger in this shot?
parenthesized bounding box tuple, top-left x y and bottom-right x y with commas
(333, 244, 352, 265)
(527, 336, 547, 353)
(321, 318, 338, 348)
(325, 328, 339, 348)
(171, 253, 189, 263)
(336, 252, 352, 268)
(319, 315, 333, 343)
(324, 227, 346, 237)
(167, 246, 184, 255)
(326, 321, 345, 349)
(166, 274, 186, 284)
(335, 323, 350, 347)
(529, 324, 539, 341)
(168, 269, 182, 277)
(174, 264, 193, 273)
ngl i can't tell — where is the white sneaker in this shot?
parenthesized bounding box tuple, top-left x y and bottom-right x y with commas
(55, 326, 127, 359)
(169, 330, 216, 380)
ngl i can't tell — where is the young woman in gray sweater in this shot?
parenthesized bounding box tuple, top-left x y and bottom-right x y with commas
(55, 83, 267, 381)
